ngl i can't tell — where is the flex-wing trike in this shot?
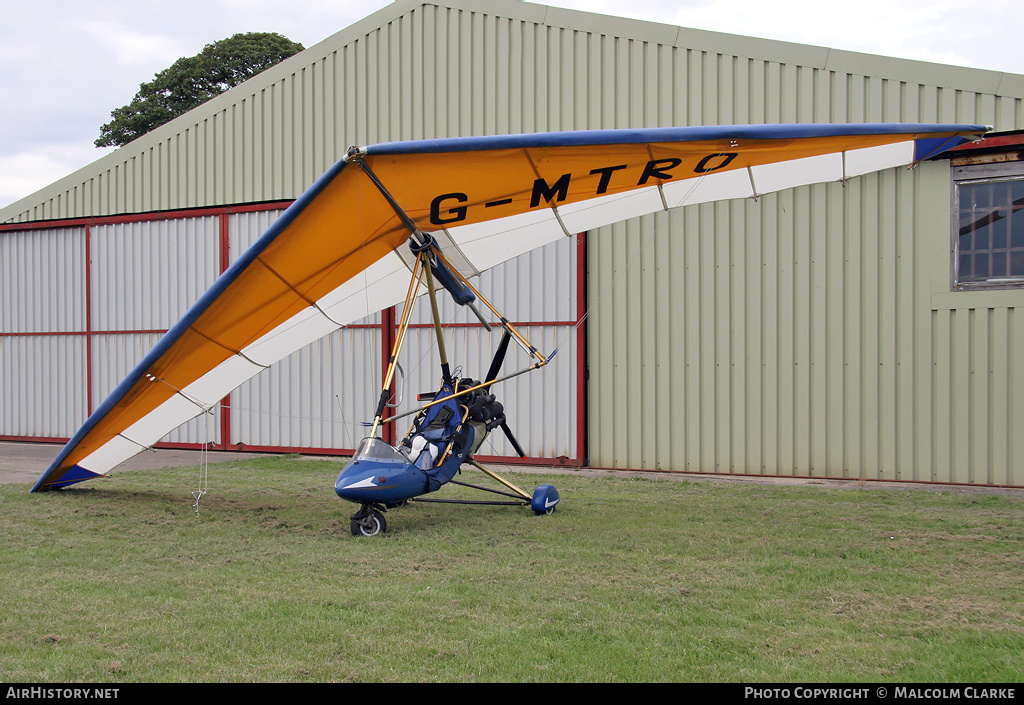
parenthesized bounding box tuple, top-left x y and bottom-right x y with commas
(334, 242, 561, 536)
(333, 162, 560, 536)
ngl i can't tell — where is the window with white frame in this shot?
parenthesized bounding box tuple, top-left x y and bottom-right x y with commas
(952, 161, 1024, 289)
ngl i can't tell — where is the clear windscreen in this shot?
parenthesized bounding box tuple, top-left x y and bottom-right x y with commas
(352, 437, 405, 462)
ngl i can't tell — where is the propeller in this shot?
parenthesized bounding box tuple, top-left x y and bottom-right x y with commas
(483, 329, 512, 391)
(499, 420, 526, 458)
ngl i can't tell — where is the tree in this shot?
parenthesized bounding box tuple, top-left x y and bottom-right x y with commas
(96, 32, 304, 148)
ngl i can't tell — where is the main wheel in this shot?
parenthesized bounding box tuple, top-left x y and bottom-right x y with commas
(350, 509, 387, 537)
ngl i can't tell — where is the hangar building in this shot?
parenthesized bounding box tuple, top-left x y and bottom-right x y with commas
(3, 0, 1023, 486)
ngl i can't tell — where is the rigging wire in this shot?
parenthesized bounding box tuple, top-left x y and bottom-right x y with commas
(192, 407, 213, 516)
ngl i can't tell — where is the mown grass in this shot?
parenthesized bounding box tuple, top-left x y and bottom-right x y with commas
(1, 456, 1021, 682)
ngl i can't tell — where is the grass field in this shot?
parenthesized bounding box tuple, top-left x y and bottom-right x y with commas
(1, 456, 1021, 682)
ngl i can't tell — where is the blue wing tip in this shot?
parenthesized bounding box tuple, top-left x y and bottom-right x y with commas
(31, 465, 101, 492)
(915, 135, 971, 161)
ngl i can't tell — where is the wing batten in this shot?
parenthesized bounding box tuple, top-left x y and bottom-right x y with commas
(33, 123, 989, 491)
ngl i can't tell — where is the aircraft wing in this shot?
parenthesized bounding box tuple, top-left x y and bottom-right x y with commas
(32, 123, 988, 491)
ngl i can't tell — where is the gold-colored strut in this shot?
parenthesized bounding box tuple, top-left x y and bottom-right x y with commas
(431, 249, 547, 366)
(422, 254, 449, 372)
(368, 254, 425, 438)
(351, 153, 550, 446)
(466, 458, 532, 501)
(382, 368, 546, 427)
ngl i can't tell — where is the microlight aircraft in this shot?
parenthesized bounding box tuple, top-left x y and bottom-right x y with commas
(32, 123, 989, 535)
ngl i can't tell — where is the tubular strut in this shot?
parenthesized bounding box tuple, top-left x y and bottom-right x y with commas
(411, 460, 532, 506)
(345, 147, 428, 250)
(349, 149, 489, 330)
(466, 457, 531, 500)
(432, 249, 547, 366)
(368, 255, 424, 438)
(383, 355, 553, 426)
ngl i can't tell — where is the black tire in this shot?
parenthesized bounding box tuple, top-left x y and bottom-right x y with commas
(350, 510, 387, 537)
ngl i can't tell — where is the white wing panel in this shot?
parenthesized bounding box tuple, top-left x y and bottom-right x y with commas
(243, 306, 340, 367)
(242, 254, 415, 373)
(558, 186, 665, 233)
(110, 355, 262, 459)
(182, 355, 267, 407)
(318, 252, 411, 322)
(844, 141, 915, 177)
(664, 168, 755, 207)
(450, 209, 566, 271)
(751, 153, 845, 195)
(121, 394, 208, 448)
(79, 435, 147, 473)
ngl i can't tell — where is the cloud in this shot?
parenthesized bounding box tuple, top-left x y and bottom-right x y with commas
(0, 145, 114, 210)
(80, 20, 187, 68)
(545, 0, 1023, 73)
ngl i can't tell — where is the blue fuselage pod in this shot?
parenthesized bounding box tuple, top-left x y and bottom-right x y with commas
(335, 438, 428, 505)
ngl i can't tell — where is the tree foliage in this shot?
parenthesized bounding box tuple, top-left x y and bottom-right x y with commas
(96, 32, 304, 148)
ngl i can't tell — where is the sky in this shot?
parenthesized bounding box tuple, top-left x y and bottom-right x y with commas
(1, 0, 1021, 210)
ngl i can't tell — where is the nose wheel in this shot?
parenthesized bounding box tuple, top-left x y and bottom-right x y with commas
(350, 505, 387, 537)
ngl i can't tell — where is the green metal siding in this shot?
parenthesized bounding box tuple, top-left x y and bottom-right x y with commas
(583, 47, 1024, 483)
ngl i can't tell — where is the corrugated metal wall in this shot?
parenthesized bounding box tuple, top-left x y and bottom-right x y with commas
(90, 217, 220, 331)
(89, 216, 223, 445)
(0, 334, 87, 439)
(3, 0, 1024, 483)
(1, 227, 87, 439)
